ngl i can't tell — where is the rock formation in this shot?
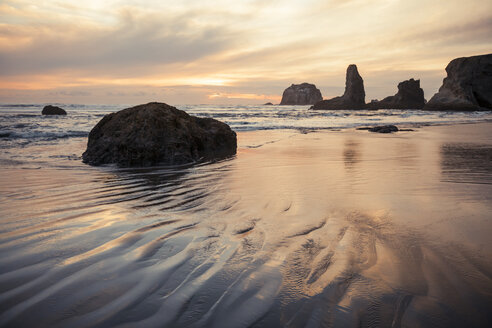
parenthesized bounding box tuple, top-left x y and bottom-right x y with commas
(311, 65, 365, 110)
(367, 79, 426, 109)
(425, 54, 492, 111)
(356, 125, 399, 133)
(369, 125, 399, 133)
(263, 102, 274, 105)
(82, 102, 237, 167)
(42, 105, 67, 115)
(280, 83, 323, 105)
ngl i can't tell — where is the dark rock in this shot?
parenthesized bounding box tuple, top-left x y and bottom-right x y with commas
(311, 64, 365, 110)
(263, 102, 274, 105)
(280, 83, 323, 105)
(367, 79, 426, 109)
(356, 126, 404, 132)
(425, 54, 492, 111)
(369, 125, 399, 133)
(359, 125, 399, 133)
(42, 105, 67, 115)
(82, 102, 237, 167)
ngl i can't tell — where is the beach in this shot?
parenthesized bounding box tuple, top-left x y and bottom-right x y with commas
(1, 119, 491, 327)
(2, 0, 492, 326)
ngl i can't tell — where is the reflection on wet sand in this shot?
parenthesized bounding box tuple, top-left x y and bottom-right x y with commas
(1, 124, 492, 327)
(343, 139, 360, 168)
(441, 143, 492, 184)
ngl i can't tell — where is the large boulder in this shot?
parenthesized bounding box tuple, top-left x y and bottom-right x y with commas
(367, 79, 426, 109)
(42, 105, 67, 115)
(82, 102, 237, 166)
(311, 64, 365, 110)
(280, 83, 323, 105)
(425, 54, 492, 111)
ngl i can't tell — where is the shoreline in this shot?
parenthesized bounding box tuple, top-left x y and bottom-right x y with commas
(236, 120, 492, 149)
(1, 120, 492, 170)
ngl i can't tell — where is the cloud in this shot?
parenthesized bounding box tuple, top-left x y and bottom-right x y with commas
(48, 90, 92, 97)
(0, 8, 239, 77)
(208, 92, 280, 101)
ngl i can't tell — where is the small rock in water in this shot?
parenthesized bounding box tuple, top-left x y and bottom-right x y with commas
(42, 105, 67, 115)
(82, 102, 237, 167)
(368, 125, 399, 133)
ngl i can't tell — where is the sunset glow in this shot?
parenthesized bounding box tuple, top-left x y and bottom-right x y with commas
(208, 92, 281, 101)
(0, 0, 491, 104)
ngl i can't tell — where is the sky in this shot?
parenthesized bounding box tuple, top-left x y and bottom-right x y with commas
(0, 0, 491, 105)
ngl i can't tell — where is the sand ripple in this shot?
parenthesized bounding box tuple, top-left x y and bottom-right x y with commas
(1, 131, 492, 327)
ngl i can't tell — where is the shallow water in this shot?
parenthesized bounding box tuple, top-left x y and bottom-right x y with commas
(0, 121, 491, 327)
(1, 103, 492, 155)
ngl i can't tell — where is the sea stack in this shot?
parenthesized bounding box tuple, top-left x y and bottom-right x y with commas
(280, 83, 323, 105)
(425, 54, 492, 111)
(42, 105, 67, 115)
(367, 79, 426, 109)
(311, 64, 365, 110)
(82, 102, 237, 167)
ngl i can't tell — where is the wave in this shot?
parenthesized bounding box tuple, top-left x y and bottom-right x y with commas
(0, 130, 88, 141)
(0, 104, 40, 108)
(10, 114, 39, 118)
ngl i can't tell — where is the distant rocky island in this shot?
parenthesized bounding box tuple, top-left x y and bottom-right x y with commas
(425, 54, 492, 111)
(280, 83, 322, 105)
(279, 53, 491, 111)
(311, 64, 366, 110)
(366, 78, 425, 110)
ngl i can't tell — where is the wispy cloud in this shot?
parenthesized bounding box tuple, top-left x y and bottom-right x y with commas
(0, 8, 239, 77)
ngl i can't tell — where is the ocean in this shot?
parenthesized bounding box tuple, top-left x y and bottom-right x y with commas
(1, 103, 492, 160)
(1, 103, 491, 167)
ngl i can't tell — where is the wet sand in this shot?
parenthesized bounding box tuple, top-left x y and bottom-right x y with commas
(0, 122, 491, 327)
